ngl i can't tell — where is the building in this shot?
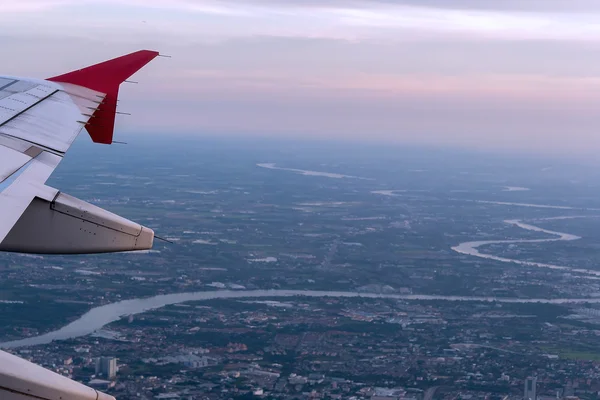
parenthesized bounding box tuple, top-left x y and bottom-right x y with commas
(95, 357, 118, 379)
(524, 377, 537, 400)
(372, 387, 406, 400)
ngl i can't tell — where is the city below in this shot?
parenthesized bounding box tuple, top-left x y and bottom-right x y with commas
(2, 137, 600, 400)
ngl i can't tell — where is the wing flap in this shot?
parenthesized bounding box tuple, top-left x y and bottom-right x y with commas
(0, 152, 60, 244)
(0, 145, 31, 183)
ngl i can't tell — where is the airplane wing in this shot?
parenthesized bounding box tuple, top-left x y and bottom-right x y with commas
(0, 350, 115, 400)
(0, 51, 162, 399)
(0, 50, 159, 254)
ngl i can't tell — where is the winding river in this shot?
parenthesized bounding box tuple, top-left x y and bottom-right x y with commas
(4, 288, 600, 349)
(2, 216, 597, 349)
(451, 217, 600, 277)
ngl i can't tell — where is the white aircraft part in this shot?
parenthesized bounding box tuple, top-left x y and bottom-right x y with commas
(0, 350, 115, 400)
(0, 145, 31, 182)
(1, 90, 81, 154)
(0, 192, 154, 254)
(53, 193, 144, 236)
(0, 134, 36, 154)
(0, 152, 61, 244)
(0, 53, 159, 400)
(0, 78, 103, 153)
(0, 73, 154, 254)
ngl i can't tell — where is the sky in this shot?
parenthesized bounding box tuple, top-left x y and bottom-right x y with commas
(2, 0, 600, 156)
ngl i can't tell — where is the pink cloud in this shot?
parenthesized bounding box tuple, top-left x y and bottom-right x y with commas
(0, 0, 72, 12)
(4, 0, 600, 42)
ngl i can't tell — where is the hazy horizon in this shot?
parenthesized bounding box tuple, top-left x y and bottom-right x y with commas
(3, 0, 600, 157)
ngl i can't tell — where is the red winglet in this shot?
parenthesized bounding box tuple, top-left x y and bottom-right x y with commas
(47, 50, 160, 144)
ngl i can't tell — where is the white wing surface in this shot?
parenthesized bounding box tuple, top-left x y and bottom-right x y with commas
(0, 50, 159, 254)
(0, 350, 115, 400)
(0, 50, 161, 400)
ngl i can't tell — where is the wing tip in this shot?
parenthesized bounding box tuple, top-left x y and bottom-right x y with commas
(47, 50, 160, 144)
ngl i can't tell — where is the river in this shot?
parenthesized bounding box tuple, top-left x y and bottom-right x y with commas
(451, 217, 600, 277)
(5, 289, 600, 349)
(2, 216, 598, 349)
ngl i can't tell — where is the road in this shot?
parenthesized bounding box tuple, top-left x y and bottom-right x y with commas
(424, 386, 439, 400)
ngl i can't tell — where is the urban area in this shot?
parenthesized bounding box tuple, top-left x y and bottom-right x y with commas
(2, 139, 600, 400)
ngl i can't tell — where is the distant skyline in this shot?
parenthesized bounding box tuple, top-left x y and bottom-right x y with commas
(2, 0, 600, 156)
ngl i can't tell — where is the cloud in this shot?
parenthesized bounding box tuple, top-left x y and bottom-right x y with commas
(3, 1, 600, 156)
(4, 0, 600, 42)
(0, 0, 71, 12)
(7, 0, 600, 13)
(379, 0, 600, 12)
